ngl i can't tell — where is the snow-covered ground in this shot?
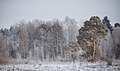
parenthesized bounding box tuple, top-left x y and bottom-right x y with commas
(0, 62, 120, 71)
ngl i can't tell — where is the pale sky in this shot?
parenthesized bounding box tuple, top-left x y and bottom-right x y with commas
(0, 0, 120, 28)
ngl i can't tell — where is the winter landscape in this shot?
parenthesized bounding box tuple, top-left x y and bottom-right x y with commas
(0, 16, 120, 71)
(0, 0, 120, 71)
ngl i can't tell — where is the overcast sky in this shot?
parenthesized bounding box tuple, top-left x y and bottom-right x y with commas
(0, 0, 120, 28)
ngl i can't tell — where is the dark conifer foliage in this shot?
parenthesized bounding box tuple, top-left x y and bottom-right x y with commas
(103, 16, 113, 32)
(114, 23, 120, 27)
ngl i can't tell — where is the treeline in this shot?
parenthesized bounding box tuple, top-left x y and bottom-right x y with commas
(0, 17, 80, 63)
(0, 16, 120, 64)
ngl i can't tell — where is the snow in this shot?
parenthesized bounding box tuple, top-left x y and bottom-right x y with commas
(0, 62, 120, 71)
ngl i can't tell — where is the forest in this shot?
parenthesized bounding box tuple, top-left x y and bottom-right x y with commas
(0, 16, 120, 64)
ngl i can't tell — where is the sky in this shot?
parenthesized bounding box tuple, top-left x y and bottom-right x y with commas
(0, 0, 120, 28)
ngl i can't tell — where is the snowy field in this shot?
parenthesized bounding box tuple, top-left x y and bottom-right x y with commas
(0, 62, 120, 71)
